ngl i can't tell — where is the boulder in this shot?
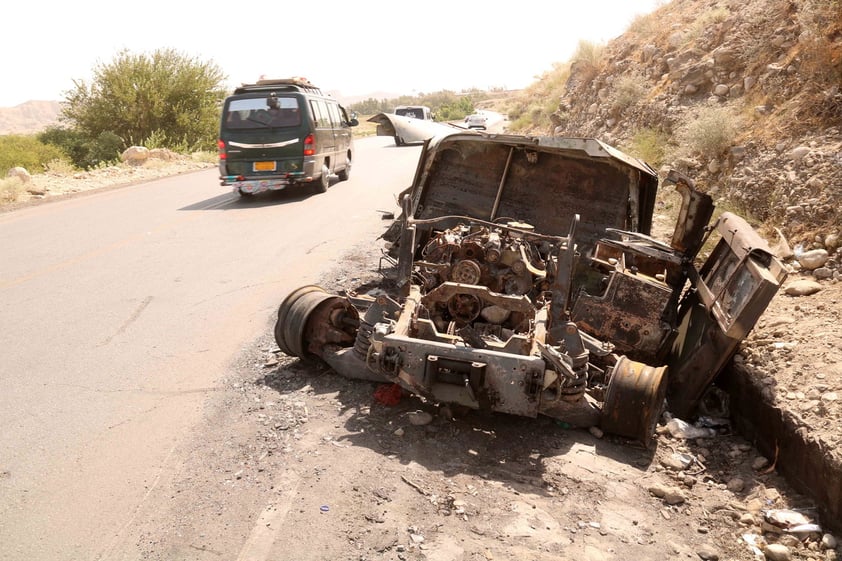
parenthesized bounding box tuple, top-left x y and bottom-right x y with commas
(26, 184, 47, 196)
(796, 249, 829, 270)
(6, 166, 31, 183)
(712, 47, 738, 67)
(121, 146, 150, 166)
(783, 279, 822, 296)
(149, 148, 178, 161)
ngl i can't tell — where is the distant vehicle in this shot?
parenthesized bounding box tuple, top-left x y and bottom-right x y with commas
(465, 113, 488, 129)
(217, 77, 358, 197)
(390, 106, 435, 146)
(394, 105, 433, 121)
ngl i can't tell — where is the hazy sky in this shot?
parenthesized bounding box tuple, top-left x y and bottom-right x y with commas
(3, 0, 663, 107)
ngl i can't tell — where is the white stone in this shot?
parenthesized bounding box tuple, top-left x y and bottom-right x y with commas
(407, 410, 433, 426)
(783, 279, 822, 296)
(797, 249, 829, 270)
(708, 159, 721, 173)
(6, 166, 31, 183)
(789, 146, 811, 160)
(121, 146, 150, 166)
(727, 477, 745, 492)
(763, 543, 791, 561)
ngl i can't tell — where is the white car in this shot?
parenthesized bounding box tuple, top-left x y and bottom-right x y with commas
(465, 113, 487, 129)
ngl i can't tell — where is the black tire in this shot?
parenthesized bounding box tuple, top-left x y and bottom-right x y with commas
(314, 164, 330, 193)
(337, 156, 351, 181)
(394, 136, 404, 146)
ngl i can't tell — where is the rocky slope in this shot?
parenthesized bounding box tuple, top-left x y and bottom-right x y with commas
(545, 0, 840, 256)
(503, 0, 842, 534)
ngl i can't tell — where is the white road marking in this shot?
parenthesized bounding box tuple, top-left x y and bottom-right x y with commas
(236, 470, 302, 561)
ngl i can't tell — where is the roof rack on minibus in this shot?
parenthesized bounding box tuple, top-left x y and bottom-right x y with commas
(233, 77, 323, 96)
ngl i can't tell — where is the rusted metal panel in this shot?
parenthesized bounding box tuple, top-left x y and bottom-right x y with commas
(571, 268, 673, 358)
(408, 135, 659, 249)
(666, 211, 787, 417)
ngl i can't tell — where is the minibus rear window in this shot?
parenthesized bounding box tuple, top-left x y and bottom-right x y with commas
(224, 96, 302, 129)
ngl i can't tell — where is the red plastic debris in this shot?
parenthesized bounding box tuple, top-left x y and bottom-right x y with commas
(374, 383, 403, 406)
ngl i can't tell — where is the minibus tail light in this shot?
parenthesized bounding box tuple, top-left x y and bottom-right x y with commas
(217, 139, 227, 160)
(303, 134, 315, 156)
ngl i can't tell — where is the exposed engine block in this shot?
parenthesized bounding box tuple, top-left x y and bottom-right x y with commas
(412, 222, 562, 336)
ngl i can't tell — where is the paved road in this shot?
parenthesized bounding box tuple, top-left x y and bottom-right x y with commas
(0, 136, 420, 561)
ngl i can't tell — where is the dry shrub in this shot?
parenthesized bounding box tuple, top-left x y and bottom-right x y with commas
(672, 104, 741, 160)
(190, 151, 217, 164)
(43, 158, 76, 175)
(623, 127, 670, 168)
(680, 7, 731, 46)
(797, 0, 842, 126)
(628, 12, 659, 36)
(505, 62, 571, 133)
(0, 177, 24, 203)
(571, 40, 606, 86)
(609, 73, 647, 116)
(800, 0, 842, 84)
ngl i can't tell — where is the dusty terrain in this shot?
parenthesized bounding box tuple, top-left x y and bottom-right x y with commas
(4, 142, 840, 561)
(179, 233, 841, 561)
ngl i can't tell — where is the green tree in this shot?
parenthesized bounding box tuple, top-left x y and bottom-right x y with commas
(436, 97, 475, 121)
(39, 127, 123, 170)
(0, 135, 68, 176)
(62, 48, 227, 152)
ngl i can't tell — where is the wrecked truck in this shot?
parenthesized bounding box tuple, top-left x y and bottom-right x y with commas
(273, 132, 787, 445)
(368, 110, 453, 146)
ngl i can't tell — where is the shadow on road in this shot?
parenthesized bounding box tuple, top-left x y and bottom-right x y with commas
(178, 188, 315, 211)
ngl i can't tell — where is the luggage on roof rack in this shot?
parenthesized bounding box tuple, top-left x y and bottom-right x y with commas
(234, 77, 323, 95)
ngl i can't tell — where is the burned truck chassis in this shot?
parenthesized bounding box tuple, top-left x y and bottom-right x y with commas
(274, 135, 785, 445)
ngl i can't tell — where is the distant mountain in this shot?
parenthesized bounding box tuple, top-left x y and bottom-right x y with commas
(0, 101, 63, 135)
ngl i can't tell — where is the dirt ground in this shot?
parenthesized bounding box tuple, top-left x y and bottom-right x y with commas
(8, 158, 840, 560)
(134, 235, 838, 561)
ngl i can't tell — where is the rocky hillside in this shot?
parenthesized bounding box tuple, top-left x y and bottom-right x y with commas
(517, 0, 840, 256)
(0, 100, 62, 135)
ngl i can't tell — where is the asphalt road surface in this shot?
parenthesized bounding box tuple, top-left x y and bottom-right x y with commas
(0, 136, 420, 560)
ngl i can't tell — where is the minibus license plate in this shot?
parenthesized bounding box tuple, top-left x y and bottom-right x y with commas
(254, 161, 277, 172)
